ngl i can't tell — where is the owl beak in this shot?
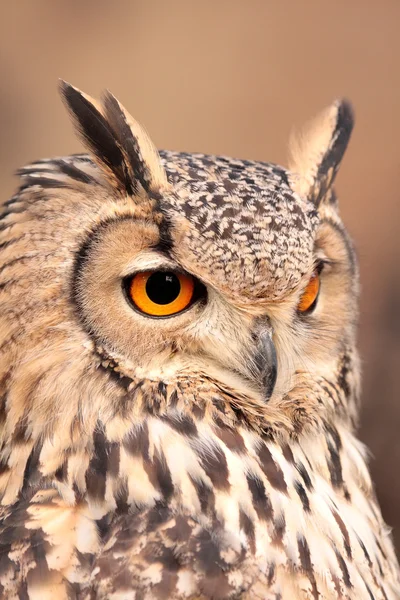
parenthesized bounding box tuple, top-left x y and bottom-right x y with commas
(253, 330, 277, 401)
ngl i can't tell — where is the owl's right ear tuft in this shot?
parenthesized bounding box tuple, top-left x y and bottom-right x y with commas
(59, 80, 168, 196)
(288, 100, 354, 208)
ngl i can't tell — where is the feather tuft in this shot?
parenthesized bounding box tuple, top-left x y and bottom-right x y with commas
(59, 81, 168, 197)
(288, 100, 354, 207)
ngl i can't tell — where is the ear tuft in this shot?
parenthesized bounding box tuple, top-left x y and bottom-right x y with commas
(102, 91, 168, 193)
(59, 80, 168, 196)
(288, 100, 354, 207)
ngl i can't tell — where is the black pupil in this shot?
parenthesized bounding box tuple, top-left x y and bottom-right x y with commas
(145, 272, 181, 305)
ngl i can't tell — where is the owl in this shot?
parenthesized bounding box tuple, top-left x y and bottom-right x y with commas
(0, 81, 398, 600)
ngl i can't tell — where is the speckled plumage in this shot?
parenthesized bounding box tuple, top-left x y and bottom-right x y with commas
(0, 83, 398, 599)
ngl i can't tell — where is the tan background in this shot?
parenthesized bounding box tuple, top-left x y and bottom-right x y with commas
(1, 0, 399, 552)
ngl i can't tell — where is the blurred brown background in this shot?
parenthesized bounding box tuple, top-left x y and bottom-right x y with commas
(0, 0, 399, 552)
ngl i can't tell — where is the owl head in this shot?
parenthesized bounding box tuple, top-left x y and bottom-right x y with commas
(0, 83, 358, 453)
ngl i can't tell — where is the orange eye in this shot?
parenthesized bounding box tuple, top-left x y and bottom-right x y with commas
(128, 271, 195, 317)
(297, 272, 320, 313)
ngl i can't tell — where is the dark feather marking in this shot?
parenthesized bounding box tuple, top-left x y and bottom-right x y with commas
(331, 572, 342, 596)
(282, 444, 295, 463)
(60, 82, 135, 195)
(356, 534, 372, 567)
(54, 459, 68, 483)
(197, 444, 230, 491)
(327, 440, 344, 488)
(363, 581, 375, 600)
(374, 535, 387, 561)
(332, 509, 352, 559)
(18, 176, 71, 192)
(72, 482, 85, 503)
(189, 476, 216, 515)
(323, 421, 343, 452)
(295, 461, 313, 491)
(158, 380, 167, 400)
(246, 473, 273, 521)
(103, 91, 150, 191)
(257, 443, 288, 493)
(17, 162, 95, 186)
(337, 354, 352, 399)
(12, 415, 31, 444)
(377, 557, 384, 579)
(239, 509, 256, 554)
(0, 371, 11, 426)
(96, 514, 112, 540)
(2, 195, 22, 207)
(52, 159, 97, 184)
(20, 443, 44, 496)
(161, 413, 198, 436)
(344, 487, 351, 502)
(381, 585, 389, 600)
(115, 479, 129, 513)
(267, 563, 276, 586)
(144, 449, 174, 501)
(85, 424, 108, 501)
(356, 534, 385, 595)
(169, 389, 179, 407)
(0, 278, 18, 292)
(123, 422, 150, 461)
(335, 549, 352, 588)
(0, 456, 10, 476)
(297, 536, 319, 600)
(213, 423, 246, 453)
(98, 362, 133, 391)
(17, 166, 53, 176)
(294, 481, 310, 512)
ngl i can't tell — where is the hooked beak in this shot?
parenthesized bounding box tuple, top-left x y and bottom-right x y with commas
(253, 329, 278, 401)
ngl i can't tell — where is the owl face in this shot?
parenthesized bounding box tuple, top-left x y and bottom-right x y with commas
(0, 83, 357, 444)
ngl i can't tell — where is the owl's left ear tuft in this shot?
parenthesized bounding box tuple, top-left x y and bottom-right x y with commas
(59, 80, 168, 196)
(288, 100, 354, 207)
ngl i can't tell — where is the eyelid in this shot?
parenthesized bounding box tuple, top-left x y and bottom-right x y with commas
(120, 252, 177, 277)
(314, 256, 341, 274)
